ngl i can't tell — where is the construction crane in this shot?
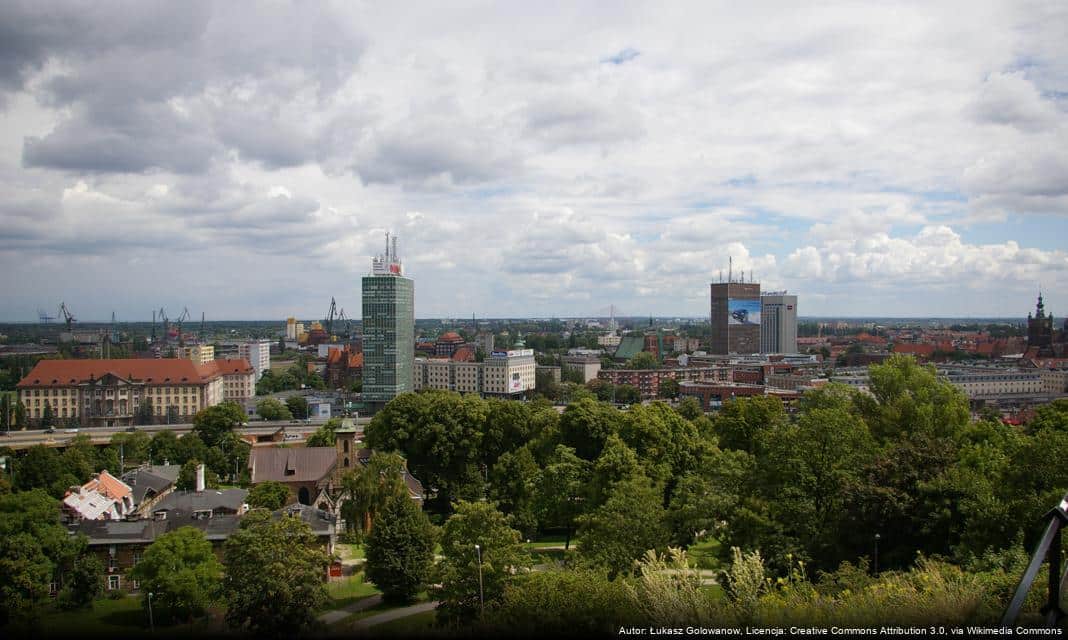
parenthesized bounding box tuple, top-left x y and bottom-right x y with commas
(337, 307, 352, 338)
(37, 308, 56, 323)
(157, 307, 169, 342)
(200, 311, 205, 341)
(325, 297, 338, 336)
(175, 307, 190, 344)
(58, 302, 76, 332)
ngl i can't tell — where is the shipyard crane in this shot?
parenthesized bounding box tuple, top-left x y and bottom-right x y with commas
(58, 302, 76, 332)
(325, 297, 338, 336)
(175, 307, 190, 344)
(337, 307, 352, 338)
(156, 307, 169, 342)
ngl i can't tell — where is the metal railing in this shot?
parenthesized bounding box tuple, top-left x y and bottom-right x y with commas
(1001, 492, 1068, 628)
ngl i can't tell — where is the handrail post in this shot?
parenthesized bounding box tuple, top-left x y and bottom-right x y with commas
(1043, 508, 1068, 626)
(1002, 494, 1068, 628)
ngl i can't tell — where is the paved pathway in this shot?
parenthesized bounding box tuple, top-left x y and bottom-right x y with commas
(353, 600, 439, 629)
(318, 594, 383, 625)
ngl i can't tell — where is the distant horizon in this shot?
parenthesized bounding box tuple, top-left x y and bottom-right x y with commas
(0, 315, 1034, 325)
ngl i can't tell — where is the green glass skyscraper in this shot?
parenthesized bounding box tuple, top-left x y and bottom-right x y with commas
(362, 233, 414, 405)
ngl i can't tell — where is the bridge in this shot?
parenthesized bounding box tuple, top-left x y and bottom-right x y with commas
(0, 417, 372, 451)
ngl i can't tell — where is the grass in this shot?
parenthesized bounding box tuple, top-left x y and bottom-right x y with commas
(373, 609, 438, 635)
(324, 573, 380, 610)
(334, 543, 366, 561)
(36, 596, 223, 638)
(687, 537, 723, 571)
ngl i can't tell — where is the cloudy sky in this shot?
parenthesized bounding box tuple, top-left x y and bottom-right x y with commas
(2, 1, 1067, 322)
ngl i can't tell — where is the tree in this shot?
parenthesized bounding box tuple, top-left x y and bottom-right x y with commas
(533, 446, 590, 550)
(58, 546, 103, 610)
(277, 336, 286, 354)
(256, 398, 292, 421)
(129, 526, 222, 622)
(1028, 399, 1068, 434)
(676, 396, 703, 421)
(305, 420, 338, 447)
(558, 397, 622, 460)
(40, 403, 55, 428)
(714, 395, 787, 453)
(615, 384, 640, 404)
(135, 398, 155, 425)
(286, 396, 309, 419)
(149, 430, 180, 465)
(177, 460, 219, 491)
(224, 511, 330, 635)
(365, 492, 436, 602)
(110, 431, 151, 466)
(435, 500, 530, 626)
(488, 446, 541, 538)
(577, 475, 669, 578)
(627, 352, 659, 370)
(365, 391, 488, 509)
(247, 481, 291, 511)
(340, 452, 408, 535)
(15, 445, 65, 493)
(192, 402, 246, 447)
(0, 490, 80, 625)
(0, 394, 11, 432)
(860, 354, 970, 441)
(658, 377, 680, 400)
(14, 401, 26, 429)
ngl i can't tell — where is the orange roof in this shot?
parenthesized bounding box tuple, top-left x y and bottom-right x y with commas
(451, 346, 475, 362)
(327, 348, 344, 365)
(83, 470, 132, 501)
(438, 332, 464, 343)
(200, 358, 254, 376)
(893, 343, 935, 357)
(18, 358, 220, 388)
(348, 352, 363, 368)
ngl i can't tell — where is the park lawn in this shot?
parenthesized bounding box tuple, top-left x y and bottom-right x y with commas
(373, 609, 438, 635)
(324, 573, 380, 610)
(687, 536, 723, 570)
(37, 596, 222, 638)
(335, 543, 366, 561)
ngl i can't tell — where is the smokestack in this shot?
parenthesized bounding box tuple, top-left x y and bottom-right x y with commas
(196, 463, 205, 493)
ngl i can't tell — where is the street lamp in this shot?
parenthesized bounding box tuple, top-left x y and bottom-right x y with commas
(873, 533, 881, 575)
(147, 591, 155, 632)
(474, 544, 484, 617)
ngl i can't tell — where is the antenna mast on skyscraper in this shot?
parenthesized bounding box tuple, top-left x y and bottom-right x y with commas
(729, 256, 733, 283)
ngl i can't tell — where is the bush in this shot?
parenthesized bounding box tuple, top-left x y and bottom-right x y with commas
(487, 569, 639, 634)
(107, 588, 128, 600)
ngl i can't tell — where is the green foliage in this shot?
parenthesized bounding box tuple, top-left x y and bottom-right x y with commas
(487, 445, 541, 539)
(192, 402, 246, 447)
(435, 500, 530, 626)
(487, 569, 639, 634)
(129, 526, 223, 622)
(559, 397, 621, 460)
(135, 398, 155, 425)
(110, 430, 150, 466)
(247, 480, 291, 511)
(365, 492, 436, 602)
(223, 511, 330, 635)
(305, 421, 337, 447)
(577, 475, 669, 578)
(340, 451, 408, 535)
(57, 550, 103, 610)
(286, 395, 309, 419)
(533, 445, 590, 549)
(148, 430, 180, 465)
(176, 459, 219, 491)
(256, 397, 292, 421)
(861, 354, 970, 440)
(1028, 398, 1068, 434)
(714, 395, 787, 454)
(0, 490, 79, 625)
(658, 377, 680, 399)
(626, 352, 659, 370)
(676, 396, 703, 420)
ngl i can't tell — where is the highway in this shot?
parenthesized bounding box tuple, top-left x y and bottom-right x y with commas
(0, 416, 371, 450)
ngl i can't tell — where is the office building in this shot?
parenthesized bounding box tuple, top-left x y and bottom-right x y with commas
(710, 270, 760, 355)
(238, 339, 272, 379)
(760, 292, 798, 354)
(412, 349, 536, 397)
(177, 344, 215, 365)
(362, 233, 414, 406)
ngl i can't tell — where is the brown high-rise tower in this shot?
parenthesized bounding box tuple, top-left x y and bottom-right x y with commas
(710, 272, 761, 355)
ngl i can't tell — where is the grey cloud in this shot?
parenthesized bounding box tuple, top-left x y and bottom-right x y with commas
(523, 95, 645, 148)
(354, 118, 518, 187)
(13, 1, 365, 174)
(970, 72, 1062, 132)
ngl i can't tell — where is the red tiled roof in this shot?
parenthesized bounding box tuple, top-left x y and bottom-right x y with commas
(347, 353, 363, 368)
(17, 358, 219, 388)
(437, 332, 464, 343)
(81, 470, 132, 501)
(893, 343, 935, 357)
(200, 358, 254, 376)
(451, 346, 475, 362)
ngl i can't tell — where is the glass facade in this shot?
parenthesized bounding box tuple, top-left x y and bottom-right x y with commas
(361, 274, 414, 403)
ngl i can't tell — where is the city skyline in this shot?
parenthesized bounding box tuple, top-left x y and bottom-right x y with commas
(1, 2, 1066, 321)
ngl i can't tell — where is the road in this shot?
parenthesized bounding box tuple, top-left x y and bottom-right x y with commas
(0, 416, 371, 450)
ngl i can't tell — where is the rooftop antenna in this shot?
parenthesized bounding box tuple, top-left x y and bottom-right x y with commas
(385, 231, 390, 259)
(392, 234, 398, 262)
(729, 256, 733, 283)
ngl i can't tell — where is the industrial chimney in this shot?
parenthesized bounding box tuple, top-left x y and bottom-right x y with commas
(195, 463, 205, 493)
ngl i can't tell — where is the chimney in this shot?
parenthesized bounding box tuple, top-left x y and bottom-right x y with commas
(196, 463, 205, 493)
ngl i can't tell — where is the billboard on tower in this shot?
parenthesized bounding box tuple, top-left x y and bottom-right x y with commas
(727, 299, 761, 325)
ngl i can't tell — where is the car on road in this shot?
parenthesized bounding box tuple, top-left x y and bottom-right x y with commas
(65, 428, 79, 434)
(44, 427, 56, 434)
(125, 426, 138, 432)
